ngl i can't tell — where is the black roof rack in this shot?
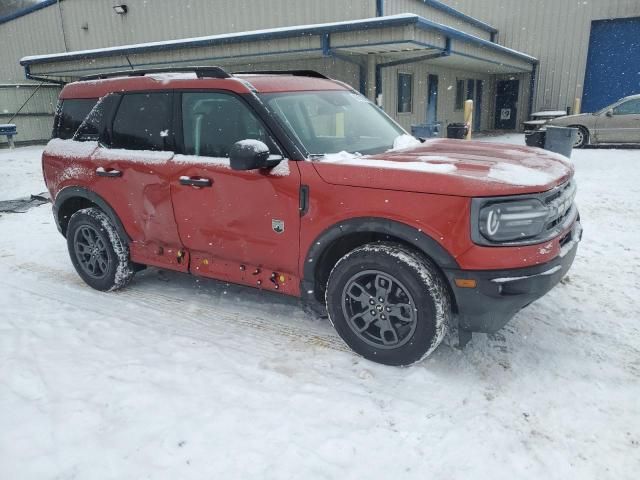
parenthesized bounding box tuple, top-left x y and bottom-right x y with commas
(79, 66, 231, 81)
(232, 69, 328, 79)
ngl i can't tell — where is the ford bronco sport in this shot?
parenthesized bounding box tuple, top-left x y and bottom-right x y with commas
(42, 67, 581, 366)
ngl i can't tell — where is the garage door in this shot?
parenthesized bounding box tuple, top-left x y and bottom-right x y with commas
(582, 17, 640, 113)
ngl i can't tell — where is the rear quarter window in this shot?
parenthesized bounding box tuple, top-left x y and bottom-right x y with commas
(54, 98, 98, 140)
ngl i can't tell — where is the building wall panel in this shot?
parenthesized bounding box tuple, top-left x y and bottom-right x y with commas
(439, 0, 640, 111)
(0, 4, 65, 82)
(57, 0, 375, 51)
(384, 0, 493, 40)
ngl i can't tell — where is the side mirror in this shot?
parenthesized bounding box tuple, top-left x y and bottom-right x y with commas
(229, 140, 281, 170)
(606, 109, 614, 117)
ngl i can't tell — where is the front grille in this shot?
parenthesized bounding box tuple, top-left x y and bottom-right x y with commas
(543, 180, 576, 232)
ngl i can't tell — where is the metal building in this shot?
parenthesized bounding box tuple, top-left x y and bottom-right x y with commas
(1, 0, 639, 146)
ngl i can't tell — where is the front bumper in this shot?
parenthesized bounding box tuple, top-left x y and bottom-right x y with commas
(444, 221, 582, 333)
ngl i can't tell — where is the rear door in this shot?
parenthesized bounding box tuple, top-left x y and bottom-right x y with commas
(595, 98, 640, 144)
(86, 92, 186, 271)
(169, 90, 301, 293)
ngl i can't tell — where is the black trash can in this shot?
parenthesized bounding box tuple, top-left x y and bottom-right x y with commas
(447, 123, 468, 139)
(411, 123, 441, 139)
(525, 129, 546, 148)
(544, 126, 578, 158)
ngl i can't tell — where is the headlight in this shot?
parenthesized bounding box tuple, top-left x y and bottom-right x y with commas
(477, 199, 549, 242)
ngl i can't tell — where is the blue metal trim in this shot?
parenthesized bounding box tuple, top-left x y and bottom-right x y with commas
(321, 33, 330, 56)
(0, 0, 56, 25)
(416, 0, 497, 34)
(21, 14, 537, 67)
(376, 0, 384, 17)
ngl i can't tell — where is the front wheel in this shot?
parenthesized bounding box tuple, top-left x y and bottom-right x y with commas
(572, 126, 589, 148)
(67, 207, 135, 291)
(326, 243, 451, 366)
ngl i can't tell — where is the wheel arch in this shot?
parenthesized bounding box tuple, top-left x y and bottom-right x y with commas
(54, 186, 130, 243)
(568, 124, 591, 145)
(301, 217, 459, 308)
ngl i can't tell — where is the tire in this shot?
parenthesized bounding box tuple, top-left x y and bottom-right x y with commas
(572, 126, 589, 148)
(66, 207, 134, 291)
(326, 243, 451, 366)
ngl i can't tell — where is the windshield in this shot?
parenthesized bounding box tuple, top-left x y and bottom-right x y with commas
(260, 90, 406, 155)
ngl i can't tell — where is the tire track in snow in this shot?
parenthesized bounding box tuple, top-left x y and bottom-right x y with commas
(1, 260, 351, 355)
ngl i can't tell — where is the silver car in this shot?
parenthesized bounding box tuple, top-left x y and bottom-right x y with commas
(549, 94, 640, 148)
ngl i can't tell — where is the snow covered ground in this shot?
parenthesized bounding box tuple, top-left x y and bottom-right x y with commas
(0, 137, 639, 479)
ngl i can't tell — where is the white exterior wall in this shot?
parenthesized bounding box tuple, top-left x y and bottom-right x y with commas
(439, 0, 640, 112)
(56, 0, 375, 51)
(381, 62, 495, 132)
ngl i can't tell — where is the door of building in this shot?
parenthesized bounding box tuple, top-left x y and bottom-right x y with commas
(495, 80, 519, 129)
(474, 79, 483, 131)
(582, 17, 640, 112)
(426, 74, 438, 124)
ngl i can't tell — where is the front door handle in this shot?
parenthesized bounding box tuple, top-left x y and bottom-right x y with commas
(96, 167, 122, 178)
(179, 176, 212, 187)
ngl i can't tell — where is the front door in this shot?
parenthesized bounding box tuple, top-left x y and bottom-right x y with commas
(169, 91, 302, 293)
(495, 80, 519, 129)
(595, 98, 640, 143)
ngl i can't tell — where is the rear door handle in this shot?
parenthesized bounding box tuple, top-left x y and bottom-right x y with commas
(179, 176, 212, 187)
(96, 167, 122, 178)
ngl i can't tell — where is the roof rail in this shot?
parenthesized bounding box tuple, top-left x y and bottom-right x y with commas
(232, 70, 328, 79)
(79, 66, 231, 81)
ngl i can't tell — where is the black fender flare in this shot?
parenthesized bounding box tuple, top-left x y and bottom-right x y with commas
(301, 216, 459, 303)
(54, 186, 130, 242)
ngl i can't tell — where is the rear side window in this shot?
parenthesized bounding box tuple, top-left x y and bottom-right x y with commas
(613, 99, 640, 115)
(54, 98, 98, 139)
(111, 93, 172, 151)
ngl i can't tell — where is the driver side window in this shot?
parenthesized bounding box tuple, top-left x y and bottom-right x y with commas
(613, 99, 640, 115)
(181, 92, 275, 158)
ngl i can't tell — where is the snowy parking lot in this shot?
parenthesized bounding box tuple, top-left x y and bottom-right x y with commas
(0, 136, 638, 479)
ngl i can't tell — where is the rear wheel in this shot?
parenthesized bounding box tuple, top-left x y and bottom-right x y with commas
(326, 243, 450, 366)
(572, 126, 589, 148)
(67, 207, 134, 291)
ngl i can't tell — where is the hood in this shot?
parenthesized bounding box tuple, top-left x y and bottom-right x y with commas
(312, 138, 574, 197)
(549, 113, 592, 125)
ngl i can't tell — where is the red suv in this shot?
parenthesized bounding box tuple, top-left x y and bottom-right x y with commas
(42, 67, 581, 366)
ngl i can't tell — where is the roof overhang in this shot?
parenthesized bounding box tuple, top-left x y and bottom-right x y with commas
(20, 14, 537, 83)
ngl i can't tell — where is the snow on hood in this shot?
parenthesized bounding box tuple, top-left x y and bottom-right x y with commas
(390, 134, 422, 151)
(313, 139, 574, 197)
(321, 151, 457, 174)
